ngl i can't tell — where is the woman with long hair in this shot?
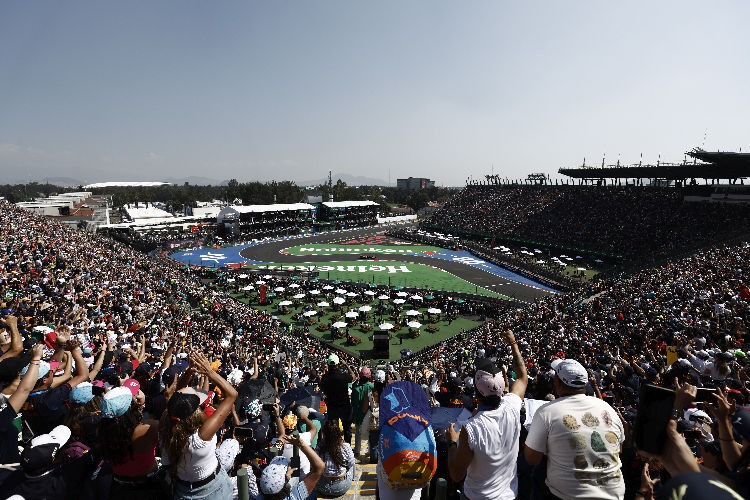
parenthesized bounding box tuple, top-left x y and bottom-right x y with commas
(64, 381, 102, 448)
(159, 350, 237, 500)
(97, 381, 164, 499)
(314, 417, 356, 497)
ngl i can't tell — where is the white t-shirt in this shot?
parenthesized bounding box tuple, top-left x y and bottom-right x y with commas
(172, 431, 220, 482)
(525, 394, 625, 500)
(281, 431, 312, 478)
(462, 393, 523, 500)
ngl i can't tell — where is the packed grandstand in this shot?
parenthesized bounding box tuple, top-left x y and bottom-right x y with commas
(1, 184, 749, 500)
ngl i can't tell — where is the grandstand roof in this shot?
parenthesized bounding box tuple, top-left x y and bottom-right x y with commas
(321, 200, 379, 208)
(559, 148, 750, 180)
(229, 203, 315, 213)
(123, 205, 174, 220)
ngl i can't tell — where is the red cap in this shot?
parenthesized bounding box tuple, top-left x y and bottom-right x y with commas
(44, 332, 58, 350)
(122, 378, 141, 397)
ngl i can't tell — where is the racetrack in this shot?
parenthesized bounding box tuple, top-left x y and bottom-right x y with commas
(239, 225, 557, 303)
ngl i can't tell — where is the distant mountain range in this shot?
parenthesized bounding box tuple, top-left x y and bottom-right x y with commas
(16, 173, 392, 187)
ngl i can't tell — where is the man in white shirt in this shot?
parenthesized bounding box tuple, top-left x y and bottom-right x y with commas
(524, 359, 625, 500)
(447, 329, 528, 500)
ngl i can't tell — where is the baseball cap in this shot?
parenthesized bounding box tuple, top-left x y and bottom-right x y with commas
(550, 358, 564, 371)
(360, 366, 371, 378)
(121, 378, 141, 397)
(662, 472, 742, 500)
(732, 407, 750, 442)
(260, 456, 290, 495)
(327, 353, 340, 365)
(555, 359, 588, 388)
(43, 332, 57, 350)
(474, 358, 504, 397)
(20, 360, 51, 381)
(70, 382, 95, 404)
(168, 391, 201, 420)
(21, 425, 71, 473)
(245, 399, 263, 420)
(101, 386, 133, 418)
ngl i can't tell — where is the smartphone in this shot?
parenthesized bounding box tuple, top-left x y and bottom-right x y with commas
(695, 387, 717, 402)
(633, 384, 675, 455)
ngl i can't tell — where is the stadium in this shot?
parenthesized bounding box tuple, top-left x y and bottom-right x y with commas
(4, 156, 750, 499)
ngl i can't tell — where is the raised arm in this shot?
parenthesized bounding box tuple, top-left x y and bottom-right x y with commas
(8, 343, 44, 412)
(503, 330, 528, 397)
(190, 350, 238, 441)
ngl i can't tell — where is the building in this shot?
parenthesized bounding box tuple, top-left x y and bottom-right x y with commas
(396, 177, 435, 190)
(316, 200, 379, 230)
(15, 192, 111, 229)
(217, 203, 316, 238)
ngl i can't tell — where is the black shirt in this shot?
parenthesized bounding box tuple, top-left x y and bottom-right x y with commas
(22, 383, 72, 436)
(321, 367, 352, 408)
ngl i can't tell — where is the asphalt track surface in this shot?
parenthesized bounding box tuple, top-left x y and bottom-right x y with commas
(240, 225, 556, 303)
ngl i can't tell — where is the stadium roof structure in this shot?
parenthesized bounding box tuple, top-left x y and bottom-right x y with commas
(559, 148, 750, 182)
(321, 200, 379, 208)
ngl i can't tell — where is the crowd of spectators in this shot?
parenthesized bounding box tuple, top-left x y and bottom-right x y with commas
(1, 198, 750, 499)
(427, 185, 750, 258)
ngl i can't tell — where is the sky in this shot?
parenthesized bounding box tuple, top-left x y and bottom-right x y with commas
(0, 1, 748, 187)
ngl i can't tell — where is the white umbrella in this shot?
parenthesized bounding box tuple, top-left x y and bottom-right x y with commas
(335, 288, 347, 294)
(238, 274, 248, 279)
(293, 293, 305, 299)
(396, 291, 408, 297)
(379, 323, 394, 330)
(256, 280, 266, 285)
(274, 287, 285, 292)
(278, 300, 292, 306)
(346, 292, 358, 297)
(559, 255, 568, 259)
(575, 256, 583, 259)
(332, 321, 347, 329)
(317, 301, 330, 307)
(378, 294, 390, 300)
(407, 321, 422, 328)
(323, 285, 334, 290)
(345, 311, 359, 318)
(309, 290, 320, 295)
(359, 305, 372, 312)
(303, 310, 317, 317)
(427, 308, 442, 314)
(263, 275, 273, 279)
(333, 297, 346, 305)
(576, 267, 586, 271)
(565, 257, 573, 261)
(227, 278, 235, 283)
(595, 259, 604, 263)
(411, 295, 423, 301)
(536, 260, 545, 264)
(534, 249, 542, 253)
(405, 310, 420, 316)
(242, 285, 254, 291)
(393, 299, 406, 305)
(289, 283, 300, 288)
(364, 290, 376, 296)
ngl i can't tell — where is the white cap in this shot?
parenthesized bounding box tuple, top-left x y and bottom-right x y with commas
(31, 424, 71, 449)
(555, 359, 588, 388)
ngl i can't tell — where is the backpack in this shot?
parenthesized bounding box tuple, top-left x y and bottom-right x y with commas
(378, 381, 437, 490)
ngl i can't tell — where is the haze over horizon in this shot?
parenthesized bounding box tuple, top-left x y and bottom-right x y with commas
(1, 1, 748, 187)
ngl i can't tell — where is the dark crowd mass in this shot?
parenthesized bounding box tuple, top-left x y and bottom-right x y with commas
(1, 190, 749, 500)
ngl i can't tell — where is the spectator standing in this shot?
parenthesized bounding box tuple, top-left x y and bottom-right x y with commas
(447, 330, 528, 499)
(351, 366, 374, 460)
(320, 353, 354, 444)
(524, 359, 625, 500)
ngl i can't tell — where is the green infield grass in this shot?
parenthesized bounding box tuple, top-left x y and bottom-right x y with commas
(242, 260, 508, 299)
(231, 291, 482, 360)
